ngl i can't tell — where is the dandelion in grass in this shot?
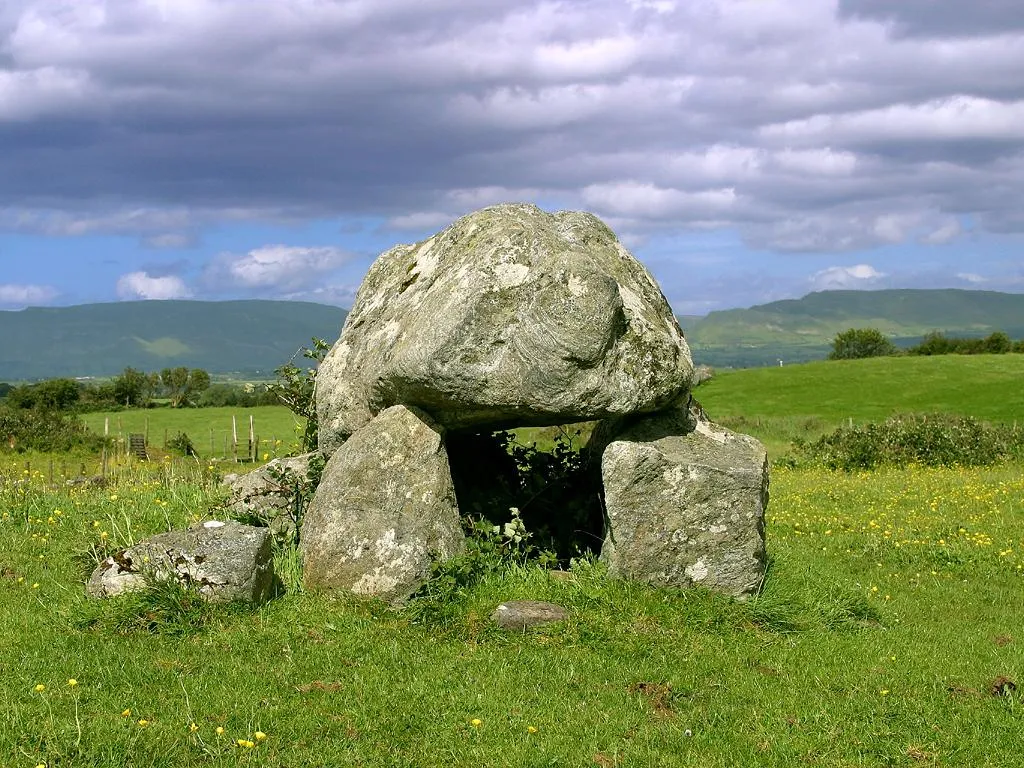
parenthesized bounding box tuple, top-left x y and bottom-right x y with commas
(254, 731, 267, 742)
(189, 722, 199, 733)
(67, 679, 77, 687)
(121, 708, 132, 717)
(138, 719, 150, 727)
(237, 739, 255, 748)
(527, 726, 538, 734)
(471, 718, 482, 727)
(33, 684, 45, 692)
(216, 726, 225, 735)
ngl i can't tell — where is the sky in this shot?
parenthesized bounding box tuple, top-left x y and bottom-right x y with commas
(1, 0, 1023, 316)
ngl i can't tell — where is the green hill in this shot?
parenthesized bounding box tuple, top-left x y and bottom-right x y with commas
(686, 289, 1024, 368)
(0, 300, 347, 380)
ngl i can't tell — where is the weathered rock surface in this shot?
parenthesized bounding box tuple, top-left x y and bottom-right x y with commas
(490, 600, 569, 630)
(600, 402, 768, 597)
(300, 405, 463, 602)
(222, 452, 317, 541)
(317, 203, 693, 453)
(86, 521, 274, 603)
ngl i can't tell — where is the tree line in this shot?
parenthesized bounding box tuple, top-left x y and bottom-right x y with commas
(0, 367, 278, 412)
(829, 329, 1024, 360)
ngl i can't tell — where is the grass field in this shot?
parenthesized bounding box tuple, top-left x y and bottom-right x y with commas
(696, 354, 1024, 457)
(80, 406, 304, 460)
(1, 356, 1022, 766)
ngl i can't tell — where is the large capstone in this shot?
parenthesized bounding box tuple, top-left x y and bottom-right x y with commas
(86, 521, 275, 603)
(600, 402, 769, 597)
(300, 404, 463, 602)
(317, 203, 693, 454)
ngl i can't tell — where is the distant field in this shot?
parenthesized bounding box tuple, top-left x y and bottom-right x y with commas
(698, 354, 1024, 423)
(695, 354, 1024, 457)
(80, 405, 304, 459)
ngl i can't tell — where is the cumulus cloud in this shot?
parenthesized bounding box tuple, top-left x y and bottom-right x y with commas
(116, 271, 192, 300)
(809, 264, 888, 291)
(0, 0, 1022, 268)
(203, 246, 355, 295)
(0, 282, 58, 307)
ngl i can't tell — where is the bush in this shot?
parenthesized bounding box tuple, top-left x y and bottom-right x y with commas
(908, 331, 1019, 356)
(796, 413, 1024, 470)
(828, 328, 897, 360)
(446, 428, 603, 565)
(405, 510, 550, 626)
(166, 431, 197, 456)
(267, 338, 329, 452)
(0, 406, 107, 453)
(5, 379, 82, 411)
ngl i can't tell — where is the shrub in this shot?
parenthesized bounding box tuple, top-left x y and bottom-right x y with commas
(405, 510, 550, 626)
(446, 428, 603, 565)
(828, 328, 897, 360)
(267, 338, 329, 452)
(796, 413, 1023, 470)
(166, 431, 197, 456)
(908, 331, 957, 356)
(908, 330, 1019, 356)
(5, 378, 81, 411)
(0, 406, 107, 453)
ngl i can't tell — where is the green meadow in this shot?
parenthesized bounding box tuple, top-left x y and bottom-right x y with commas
(2, 355, 1022, 767)
(79, 406, 304, 460)
(696, 354, 1024, 457)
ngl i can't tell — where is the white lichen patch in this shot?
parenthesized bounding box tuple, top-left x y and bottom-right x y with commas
(685, 560, 709, 582)
(695, 420, 730, 444)
(493, 262, 531, 289)
(410, 238, 439, 279)
(566, 273, 587, 297)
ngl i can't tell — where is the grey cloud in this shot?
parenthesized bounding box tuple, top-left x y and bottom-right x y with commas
(0, 0, 1023, 258)
(838, 0, 1024, 38)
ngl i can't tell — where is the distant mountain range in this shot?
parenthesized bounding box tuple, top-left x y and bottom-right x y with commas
(0, 300, 347, 380)
(2, 289, 1022, 380)
(681, 289, 1024, 368)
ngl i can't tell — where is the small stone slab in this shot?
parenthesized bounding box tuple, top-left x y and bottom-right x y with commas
(86, 520, 274, 603)
(490, 600, 568, 630)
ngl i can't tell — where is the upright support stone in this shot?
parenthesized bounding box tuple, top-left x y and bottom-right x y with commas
(300, 405, 463, 603)
(600, 403, 769, 597)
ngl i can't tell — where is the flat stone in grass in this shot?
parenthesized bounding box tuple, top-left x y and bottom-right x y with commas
(490, 600, 569, 630)
(86, 520, 275, 603)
